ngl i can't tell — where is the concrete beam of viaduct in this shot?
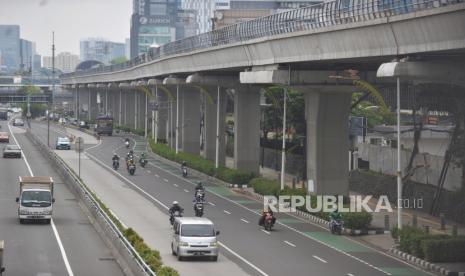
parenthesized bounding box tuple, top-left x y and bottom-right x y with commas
(241, 68, 358, 196)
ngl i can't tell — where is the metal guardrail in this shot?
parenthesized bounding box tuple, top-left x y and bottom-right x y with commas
(62, 0, 461, 79)
(25, 129, 156, 276)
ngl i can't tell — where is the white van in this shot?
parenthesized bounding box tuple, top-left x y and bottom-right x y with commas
(171, 217, 220, 261)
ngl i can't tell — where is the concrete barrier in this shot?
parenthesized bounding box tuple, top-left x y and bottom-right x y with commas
(25, 129, 156, 276)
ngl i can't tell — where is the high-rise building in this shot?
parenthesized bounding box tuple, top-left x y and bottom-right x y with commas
(130, 0, 177, 58)
(0, 25, 21, 72)
(181, 0, 218, 34)
(80, 38, 127, 64)
(175, 10, 198, 39)
(20, 39, 36, 72)
(32, 54, 41, 71)
(43, 52, 80, 73)
(125, 38, 131, 59)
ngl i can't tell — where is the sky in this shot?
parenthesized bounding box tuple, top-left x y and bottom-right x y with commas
(0, 0, 132, 57)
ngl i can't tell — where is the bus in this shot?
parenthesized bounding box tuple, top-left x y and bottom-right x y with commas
(95, 115, 113, 136)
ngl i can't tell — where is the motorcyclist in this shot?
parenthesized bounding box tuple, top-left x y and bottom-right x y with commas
(181, 161, 187, 169)
(194, 181, 205, 200)
(259, 207, 276, 226)
(124, 138, 130, 147)
(126, 150, 134, 161)
(329, 209, 342, 232)
(169, 201, 183, 215)
(139, 152, 147, 165)
(112, 154, 120, 162)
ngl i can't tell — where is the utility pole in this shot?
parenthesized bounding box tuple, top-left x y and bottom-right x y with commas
(48, 31, 55, 148)
(397, 77, 403, 229)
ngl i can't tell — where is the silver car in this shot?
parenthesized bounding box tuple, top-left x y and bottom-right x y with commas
(171, 217, 220, 261)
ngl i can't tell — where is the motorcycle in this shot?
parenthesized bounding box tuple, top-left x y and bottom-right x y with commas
(330, 219, 343, 235)
(182, 166, 187, 177)
(125, 140, 130, 148)
(128, 164, 136, 175)
(169, 210, 183, 225)
(195, 189, 205, 201)
(263, 212, 274, 231)
(139, 158, 147, 168)
(194, 201, 204, 217)
(112, 159, 119, 170)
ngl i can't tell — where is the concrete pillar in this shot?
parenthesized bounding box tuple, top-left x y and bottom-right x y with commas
(234, 86, 261, 175)
(138, 90, 146, 133)
(181, 86, 201, 154)
(134, 90, 138, 129)
(118, 89, 122, 125)
(204, 86, 226, 166)
(304, 91, 351, 196)
(89, 89, 98, 121)
(126, 90, 135, 129)
(157, 90, 167, 142)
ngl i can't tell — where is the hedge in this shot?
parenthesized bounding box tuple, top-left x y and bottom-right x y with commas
(250, 177, 371, 229)
(149, 139, 254, 184)
(393, 226, 465, 262)
(422, 237, 465, 262)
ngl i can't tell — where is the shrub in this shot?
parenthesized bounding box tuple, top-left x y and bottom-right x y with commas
(216, 166, 253, 184)
(342, 211, 372, 230)
(158, 266, 180, 276)
(250, 177, 280, 197)
(422, 237, 465, 262)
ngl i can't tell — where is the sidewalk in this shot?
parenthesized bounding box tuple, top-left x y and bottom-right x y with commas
(53, 137, 249, 276)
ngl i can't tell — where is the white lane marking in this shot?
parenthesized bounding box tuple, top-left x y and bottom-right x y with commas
(261, 229, 270, 235)
(313, 255, 327, 264)
(347, 274, 355, 276)
(51, 220, 74, 276)
(173, 184, 179, 187)
(183, 189, 189, 193)
(143, 157, 394, 275)
(163, 178, 169, 182)
(9, 122, 74, 276)
(147, 170, 151, 173)
(218, 241, 269, 276)
(223, 210, 231, 215)
(240, 218, 250, 224)
(208, 202, 215, 206)
(284, 241, 296, 247)
(155, 174, 160, 178)
(85, 152, 269, 276)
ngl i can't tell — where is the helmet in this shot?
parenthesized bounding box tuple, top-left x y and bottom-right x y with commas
(129, 150, 134, 154)
(172, 201, 178, 205)
(197, 181, 202, 185)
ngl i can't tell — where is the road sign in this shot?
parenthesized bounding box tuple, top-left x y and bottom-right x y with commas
(75, 137, 84, 152)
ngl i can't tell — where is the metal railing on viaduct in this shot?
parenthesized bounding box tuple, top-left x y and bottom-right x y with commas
(62, 0, 461, 79)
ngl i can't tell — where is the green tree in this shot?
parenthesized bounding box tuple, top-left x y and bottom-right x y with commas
(350, 92, 396, 128)
(110, 56, 128, 65)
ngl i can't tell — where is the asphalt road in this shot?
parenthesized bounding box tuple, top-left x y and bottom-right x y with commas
(0, 118, 124, 276)
(30, 121, 434, 276)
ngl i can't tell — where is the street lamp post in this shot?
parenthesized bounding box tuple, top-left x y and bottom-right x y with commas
(396, 77, 403, 229)
(47, 31, 55, 148)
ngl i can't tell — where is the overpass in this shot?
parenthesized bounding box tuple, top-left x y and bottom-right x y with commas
(60, 0, 465, 195)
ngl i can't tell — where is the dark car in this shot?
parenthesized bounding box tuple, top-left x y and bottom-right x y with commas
(12, 118, 24, 126)
(3, 144, 21, 158)
(79, 121, 90, 129)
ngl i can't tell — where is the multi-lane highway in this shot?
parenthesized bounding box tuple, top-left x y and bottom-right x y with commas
(0, 118, 124, 276)
(29, 120, 434, 276)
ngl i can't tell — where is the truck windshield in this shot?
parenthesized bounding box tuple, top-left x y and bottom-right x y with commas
(181, 224, 215, 237)
(21, 191, 52, 207)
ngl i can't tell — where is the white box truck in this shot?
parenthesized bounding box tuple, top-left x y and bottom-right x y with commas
(16, 176, 54, 224)
(0, 240, 4, 275)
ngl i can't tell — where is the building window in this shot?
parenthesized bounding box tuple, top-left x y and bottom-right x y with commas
(150, 3, 167, 15)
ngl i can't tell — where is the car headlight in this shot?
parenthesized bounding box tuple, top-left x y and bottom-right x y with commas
(19, 209, 28, 215)
(210, 241, 218, 247)
(179, 242, 189, 247)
